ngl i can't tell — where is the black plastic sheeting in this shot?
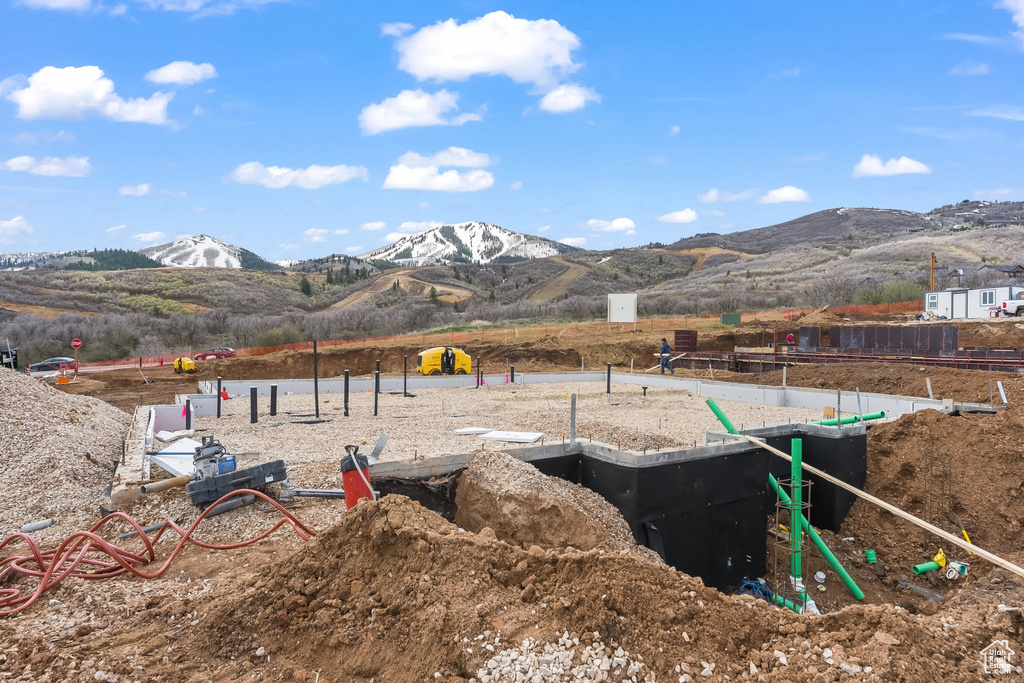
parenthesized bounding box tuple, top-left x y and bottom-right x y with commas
(827, 325, 958, 352)
(763, 430, 866, 533)
(529, 428, 865, 592)
(532, 448, 770, 591)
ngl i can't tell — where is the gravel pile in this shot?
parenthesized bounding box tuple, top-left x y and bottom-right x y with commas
(0, 369, 131, 543)
(470, 631, 656, 682)
(455, 451, 647, 555)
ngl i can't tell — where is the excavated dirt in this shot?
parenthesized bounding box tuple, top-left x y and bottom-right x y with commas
(9, 319, 1024, 681)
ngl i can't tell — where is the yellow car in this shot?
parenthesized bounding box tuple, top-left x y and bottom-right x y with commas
(173, 357, 196, 374)
(417, 347, 471, 375)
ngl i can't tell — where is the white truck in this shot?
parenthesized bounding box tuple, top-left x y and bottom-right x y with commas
(998, 292, 1024, 316)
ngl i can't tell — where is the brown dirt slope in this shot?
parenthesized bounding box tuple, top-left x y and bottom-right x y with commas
(331, 268, 474, 308)
(528, 256, 590, 301)
(671, 246, 752, 271)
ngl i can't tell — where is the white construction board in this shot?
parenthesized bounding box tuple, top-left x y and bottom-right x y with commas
(479, 431, 545, 443)
(149, 438, 202, 478)
(454, 427, 494, 435)
(607, 293, 638, 323)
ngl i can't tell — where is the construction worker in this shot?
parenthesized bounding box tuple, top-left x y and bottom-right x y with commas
(442, 347, 455, 374)
(659, 338, 674, 375)
(785, 333, 795, 345)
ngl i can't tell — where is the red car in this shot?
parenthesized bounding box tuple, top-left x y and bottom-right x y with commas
(193, 347, 235, 361)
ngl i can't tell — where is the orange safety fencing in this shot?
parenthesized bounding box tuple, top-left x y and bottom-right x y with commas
(74, 300, 924, 372)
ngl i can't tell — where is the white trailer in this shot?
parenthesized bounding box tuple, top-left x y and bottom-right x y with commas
(924, 285, 1024, 319)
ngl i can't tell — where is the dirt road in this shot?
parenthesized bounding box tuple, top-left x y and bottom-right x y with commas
(330, 269, 474, 308)
(527, 256, 589, 301)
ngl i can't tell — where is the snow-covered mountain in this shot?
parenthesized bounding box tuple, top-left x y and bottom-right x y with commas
(0, 251, 73, 270)
(138, 235, 278, 270)
(360, 222, 581, 266)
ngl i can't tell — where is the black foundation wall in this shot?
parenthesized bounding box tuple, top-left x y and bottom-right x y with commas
(763, 429, 866, 533)
(532, 448, 771, 591)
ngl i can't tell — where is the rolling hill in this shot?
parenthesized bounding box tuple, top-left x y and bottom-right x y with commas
(139, 235, 279, 270)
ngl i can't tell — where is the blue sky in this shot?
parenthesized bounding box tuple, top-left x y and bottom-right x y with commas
(1, 1, 1022, 261)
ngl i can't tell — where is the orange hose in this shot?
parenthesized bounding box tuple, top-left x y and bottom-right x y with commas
(0, 489, 316, 617)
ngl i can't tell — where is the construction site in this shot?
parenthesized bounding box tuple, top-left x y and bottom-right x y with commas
(4, 310, 1024, 682)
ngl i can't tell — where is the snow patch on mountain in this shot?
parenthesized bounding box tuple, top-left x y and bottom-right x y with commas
(359, 221, 579, 266)
(139, 235, 242, 268)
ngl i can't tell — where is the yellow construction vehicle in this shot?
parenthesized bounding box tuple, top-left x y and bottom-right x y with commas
(417, 347, 471, 375)
(173, 357, 196, 374)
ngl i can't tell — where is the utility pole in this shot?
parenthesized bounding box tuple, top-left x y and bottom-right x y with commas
(929, 253, 937, 291)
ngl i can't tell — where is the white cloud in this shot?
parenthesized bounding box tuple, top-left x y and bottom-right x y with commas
(707, 209, 726, 217)
(16, 0, 89, 9)
(1, 130, 74, 145)
(345, 245, 364, 254)
(398, 146, 494, 168)
(145, 61, 217, 85)
(0, 215, 33, 244)
(109, 3, 126, 15)
(358, 89, 480, 135)
(384, 221, 442, 241)
(191, 206, 206, 213)
(940, 32, 1003, 45)
(106, 224, 126, 233)
(769, 67, 802, 78)
(758, 185, 811, 203)
(5, 66, 172, 125)
(118, 183, 150, 196)
(657, 209, 698, 224)
(559, 236, 586, 247)
(384, 166, 494, 192)
(133, 231, 165, 243)
(950, 60, 990, 76)
(334, 228, 348, 235)
(418, 201, 432, 209)
(670, 125, 680, 136)
(137, 0, 286, 16)
(160, 189, 187, 197)
(973, 187, 1020, 199)
(1, 155, 91, 177)
(360, 221, 386, 231)
(698, 187, 757, 203)
(969, 105, 1024, 121)
(304, 228, 327, 242)
(852, 154, 931, 177)
(393, 11, 582, 90)
(383, 147, 495, 192)
(229, 161, 368, 189)
(381, 22, 413, 37)
(510, 180, 523, 190)
(587, 217, 635, 232)
(997, 0, 1024, 44)
(537, 225, 550, 233)
(538, 83, 600, 113)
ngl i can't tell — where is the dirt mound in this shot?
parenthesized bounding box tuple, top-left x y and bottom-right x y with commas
(0, 368, 131, 542)
(454, 451, 652, 556)
(150, 494, 1021, 681)
(840, 407, 1024, 593)
(795, 308, 845, 327)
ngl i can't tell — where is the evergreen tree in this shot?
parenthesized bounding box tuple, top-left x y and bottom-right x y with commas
(300, 276, 312, 296)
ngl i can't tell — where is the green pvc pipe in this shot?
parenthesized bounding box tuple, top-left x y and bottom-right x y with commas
(913, 561, 940, 575)
(791, 438, 803, 585)
(772, 594, 801, 613)
(705, 398, 737, 434)
(769, 474, 865, 601)
(708, 398, 865, 601)
(810, 411, 886, 426)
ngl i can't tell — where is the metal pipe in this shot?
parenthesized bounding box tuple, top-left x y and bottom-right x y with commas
(510, 364, 515, 383)
(270, 384, 277, 416)
(374, 370, 379, 416)
(216, 376, 222, 418)
(403, 355, 408, 396)
(250, 386, 258, 424)
(570, 393, 577, 445)
(769, 474, 864, 600)
(606, 362, 611, 393)
(344, 369, 349, 416)
(185, 399, 192, 430)
(140, 474, 193, 495)
(810, 411, 885, 426)
(313, 340, 320, 419)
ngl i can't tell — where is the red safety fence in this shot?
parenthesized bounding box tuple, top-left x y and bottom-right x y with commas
(71, 300, 925, 373)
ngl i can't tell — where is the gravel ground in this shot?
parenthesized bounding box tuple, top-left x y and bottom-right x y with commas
(0, 369, 131, 544)
(195, 381, 822, 488)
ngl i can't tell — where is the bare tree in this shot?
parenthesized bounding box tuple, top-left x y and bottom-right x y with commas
(802, 276, 859, 307)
